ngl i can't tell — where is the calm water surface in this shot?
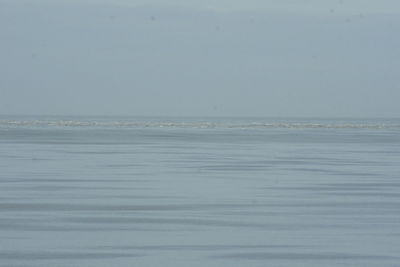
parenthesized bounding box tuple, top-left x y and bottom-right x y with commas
(1, 116, 400, 266)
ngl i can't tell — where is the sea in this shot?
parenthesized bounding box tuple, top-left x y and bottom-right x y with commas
(1, 115, 400, 267)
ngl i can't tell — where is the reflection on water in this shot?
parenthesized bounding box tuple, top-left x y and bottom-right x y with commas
(1, 117, 400, 267)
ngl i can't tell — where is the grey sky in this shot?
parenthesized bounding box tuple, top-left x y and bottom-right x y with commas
(15, 0, 400, 14)
(1, 0, 399, 117)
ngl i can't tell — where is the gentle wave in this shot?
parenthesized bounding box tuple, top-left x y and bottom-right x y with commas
(1, 120, 399, 129)
(1, 116, 400, 266)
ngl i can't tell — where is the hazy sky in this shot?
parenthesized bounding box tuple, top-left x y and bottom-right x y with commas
(1, 0, 399, 117)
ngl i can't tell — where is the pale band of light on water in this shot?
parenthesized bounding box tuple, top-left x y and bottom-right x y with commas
(1, 117, 400, 129)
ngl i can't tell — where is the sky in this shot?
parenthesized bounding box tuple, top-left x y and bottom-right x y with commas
(1, 0, 399, 117)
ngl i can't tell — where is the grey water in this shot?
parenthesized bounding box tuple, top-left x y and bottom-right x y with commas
(1, 115, 400, 267)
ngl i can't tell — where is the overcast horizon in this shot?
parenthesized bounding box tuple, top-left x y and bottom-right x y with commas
(1, 0, 399, 117)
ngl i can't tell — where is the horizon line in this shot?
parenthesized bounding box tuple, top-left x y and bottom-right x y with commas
(1, 114, 399, 120)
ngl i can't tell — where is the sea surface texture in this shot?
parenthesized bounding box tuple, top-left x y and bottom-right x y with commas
(1, 116, 400, 267)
